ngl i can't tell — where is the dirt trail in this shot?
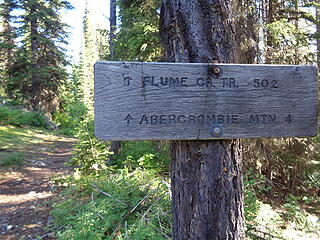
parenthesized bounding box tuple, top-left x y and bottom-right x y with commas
(0, 137, 75, 240)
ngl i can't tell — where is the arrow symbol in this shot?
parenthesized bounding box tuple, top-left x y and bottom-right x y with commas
(124, 114, 133, 125)
(123, 76, 132, 86)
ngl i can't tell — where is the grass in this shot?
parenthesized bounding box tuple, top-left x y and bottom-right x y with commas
(0, 125, 72, 167)
(0, 152, 25, 167)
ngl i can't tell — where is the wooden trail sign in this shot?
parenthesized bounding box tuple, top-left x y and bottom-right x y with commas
(94, 61, 318, 140)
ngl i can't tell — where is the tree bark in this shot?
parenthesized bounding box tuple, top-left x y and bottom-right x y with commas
(109, 0, 121, 158)
(30, 2, 39, 111)
(109, 0, 116, 60)
(160, 0, 245, 239)
(316, 6, 320, 70)
(265, 0, 274, 64)
(293, 0, 299, 65)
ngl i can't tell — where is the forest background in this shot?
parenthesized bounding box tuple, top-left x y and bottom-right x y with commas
(0, 0, 320, 239)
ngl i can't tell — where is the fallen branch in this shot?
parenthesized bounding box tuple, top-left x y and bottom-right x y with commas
(161, 180, 172, 198)
(247, 226, 282, 239)
(139, 195, 165, 224)
(91, 192, 104, 219)
(34, 227, 63, 240)
(111, 188, 158, 239)
(91, 184, 123, 203)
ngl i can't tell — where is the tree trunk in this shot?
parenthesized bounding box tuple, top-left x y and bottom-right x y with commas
(316, 6, 320, 70)
(109, 0, 116, 60)
(293, 0, 299, 65)
(30, 2, 39, 110)
(265, 0, 274, 64)
(160, 0, 245, 239)
(1, 0, 15, 89)
(109, 0, 121, 158)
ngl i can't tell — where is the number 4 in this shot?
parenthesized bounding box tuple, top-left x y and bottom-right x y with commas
(285, 114, 292, 123)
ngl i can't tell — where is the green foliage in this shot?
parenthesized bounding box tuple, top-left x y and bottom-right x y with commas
(50, 169, 171, 240)
(52, 63, 87, 135)
(244, 138, 320, 197)
(115, 0, 162, 61)
(266, 18, 314, 64)
(69, 115, 111, 175)
(114, 141, 170, 173)
(243, 169, 272, 225)
(243, 170, 263, 224)
(3, 0, 72, 113)
(78, 2, 99, 110)
(0, 0, 18, 89)
(275, 138, 320, 194)
(283, 195, 306, 223)
(280, 194, 320, 237)
(53, 100, 87, 136)
(0, 105, 47, 128)
(0, 152, 24, 166)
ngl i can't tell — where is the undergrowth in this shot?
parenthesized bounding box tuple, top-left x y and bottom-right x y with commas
(0, 105, 48, 128)
(0, 152, 24, 166)
(50, 116, 320, 239)
(50, 169, 172, 240)
(53, 100, 87, 136)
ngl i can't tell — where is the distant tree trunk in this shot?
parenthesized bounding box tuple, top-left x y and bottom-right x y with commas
(317, 6, 320, 70)
(30, 2, 39, 110)
(235, 0, 259, 64)
(293, 0, 299, 65)
(109, 0, 121, 157)
(265, 0, 274, 64)
(109, 0, 116, 60)
(160, 0, 245, 239)
(0, 0, 16, 90)
(82, 1, 98, 109)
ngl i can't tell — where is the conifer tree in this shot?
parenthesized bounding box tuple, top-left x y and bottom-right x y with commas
(79, 1, 99, 110)
(116, 0, 162, 61)
(6, 0, 72, 114)
(0, 0, 17, 90)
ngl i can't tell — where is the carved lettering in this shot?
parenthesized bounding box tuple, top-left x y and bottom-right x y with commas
(181, 77, 188, 86)
(249, 114, 277, 124)
(197, 78, 205, 86)
(138, 114, 240, 125)
(253, 79, 278, 88)
(161, 77, 168, 86)
(169, 114, 176, 124)
(249, 115, 259, 124)
(143, 76, 189, 87)
(197, 78, 215, 87)
(151, 115, 158, 125)
(160, 115, 167, 124)
(140, 115, 148, 125)
(169, 77, 179, 86)
(198, 115, 205, 124)
(178, 115, 186, 123)
(142, 77, 151, 87)
(285, 114, 292, 123)
(134, 113, 292, 127)
(151, 77, 158, 87)
(222, 77, 238, 88)
(139, 76, 284, 90)
(124, 76, 132, 86)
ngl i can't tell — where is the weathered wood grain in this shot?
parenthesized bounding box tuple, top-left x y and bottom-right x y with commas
(94, 61, 318, 140)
